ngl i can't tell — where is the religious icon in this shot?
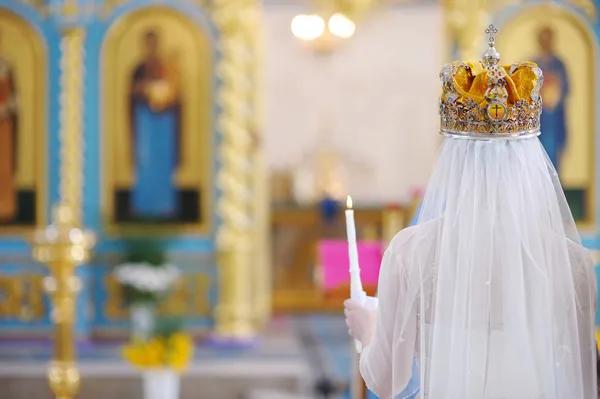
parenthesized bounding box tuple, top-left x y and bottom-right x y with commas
(0, 30, 19, 223)
(102, 7, 213, 233)
(495, 7, 595, 223)
(0, 13, 46, 230)
(129, 29, 182, 220)
(534, 26, 570, 171)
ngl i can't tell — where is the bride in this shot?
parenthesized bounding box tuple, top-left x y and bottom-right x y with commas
(345, 26, 597, 399)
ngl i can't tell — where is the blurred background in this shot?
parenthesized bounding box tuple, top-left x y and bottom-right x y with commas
(0, 0, 598, 398)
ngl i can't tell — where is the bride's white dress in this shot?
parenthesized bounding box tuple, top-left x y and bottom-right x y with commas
(360, 138, 598, 399)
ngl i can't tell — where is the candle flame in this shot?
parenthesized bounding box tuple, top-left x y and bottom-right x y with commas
(346, 195, 353, 209)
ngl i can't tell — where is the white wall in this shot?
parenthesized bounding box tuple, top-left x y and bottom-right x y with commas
(263, 4, 443, 205)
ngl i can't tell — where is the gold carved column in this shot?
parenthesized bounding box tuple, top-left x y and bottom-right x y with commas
(58, 28, 85, 223)
(212, 0, 262, 340)
(31, 27, 94, 399)
(248, 2, 271, 329)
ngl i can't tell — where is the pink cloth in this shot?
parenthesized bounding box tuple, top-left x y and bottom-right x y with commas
(317, 240, 383, 290)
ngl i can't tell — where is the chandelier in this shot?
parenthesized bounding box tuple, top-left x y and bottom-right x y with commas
(291, 0, 378, 53)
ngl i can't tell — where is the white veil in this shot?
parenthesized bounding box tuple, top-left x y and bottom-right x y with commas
(388, 136, 597, 398)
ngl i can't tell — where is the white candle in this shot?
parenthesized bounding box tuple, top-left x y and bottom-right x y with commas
(345, 195, 363, 298)
(346, 195, 365, 354)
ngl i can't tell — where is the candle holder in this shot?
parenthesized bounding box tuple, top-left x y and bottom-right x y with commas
(31, 203, 95, 399)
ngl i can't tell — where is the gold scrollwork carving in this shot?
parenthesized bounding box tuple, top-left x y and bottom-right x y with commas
(159, 280, 192, 316)
(0, 274, 46, 320)
(0, 276, 21, 317)
(104, 273, 212, 320)
(22, 274, 45, 320)
(159, 274, 211, 316)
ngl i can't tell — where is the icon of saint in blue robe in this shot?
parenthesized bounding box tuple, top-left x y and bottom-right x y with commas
(535, 34, 569, 171)
(129, 57, 181, 220)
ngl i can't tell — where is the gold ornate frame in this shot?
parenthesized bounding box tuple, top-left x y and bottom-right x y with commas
(101, 6, 213, 236)
(0, 9, 47, 234)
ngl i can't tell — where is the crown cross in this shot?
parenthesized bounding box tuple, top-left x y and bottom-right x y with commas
(482, 24, 501, 67)
(485, 24, 498, 46)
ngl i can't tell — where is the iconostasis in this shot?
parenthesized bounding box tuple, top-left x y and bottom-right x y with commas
(0, 0, 269, 340)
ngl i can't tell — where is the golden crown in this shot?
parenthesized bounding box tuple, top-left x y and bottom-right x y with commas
(439, 25, 544, 139)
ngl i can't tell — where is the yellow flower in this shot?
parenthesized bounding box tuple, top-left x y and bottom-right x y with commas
(167, 333, 194, 372)
(122, 333, 193, 372)
(123, 338, 166, 369)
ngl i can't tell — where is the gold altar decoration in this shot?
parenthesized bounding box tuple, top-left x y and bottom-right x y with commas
(29, 24, 92, 399)
(32, 204, 95, 399)
(0, 274, 45, 320)
(210, 0, 263, 339)
(104, 273, 212, 322)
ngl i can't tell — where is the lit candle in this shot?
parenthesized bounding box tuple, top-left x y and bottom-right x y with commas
(346, 195, 365, 353)
(345, 195, 363, 299)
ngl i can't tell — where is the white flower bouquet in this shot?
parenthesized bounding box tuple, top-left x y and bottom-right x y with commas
(113, 239, 180, 306)
(113, 239, 182, 342)
(114, 262, 181, 341)
(114, 263, 180, 296)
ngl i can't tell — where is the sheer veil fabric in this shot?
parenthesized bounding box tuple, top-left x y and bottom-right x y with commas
(360, 137, 597, 399)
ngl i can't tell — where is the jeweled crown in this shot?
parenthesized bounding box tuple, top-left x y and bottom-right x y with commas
(439, 25, 544, 139)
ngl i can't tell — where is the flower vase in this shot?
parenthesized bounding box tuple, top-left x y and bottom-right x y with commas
(143, 369, 180, 399)
(130, 303, 156, 342)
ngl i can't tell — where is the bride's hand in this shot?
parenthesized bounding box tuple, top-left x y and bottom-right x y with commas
(344, 298, 377, 346)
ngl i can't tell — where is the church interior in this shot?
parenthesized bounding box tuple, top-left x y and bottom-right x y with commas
(0, 0, 598, 398)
